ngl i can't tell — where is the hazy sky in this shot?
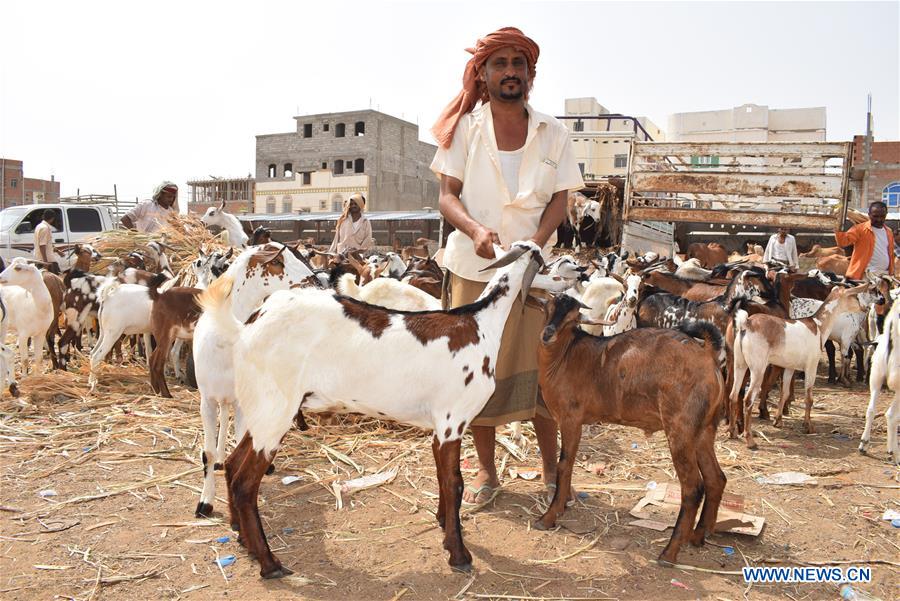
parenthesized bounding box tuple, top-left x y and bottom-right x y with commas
(1, 0, 897, 209)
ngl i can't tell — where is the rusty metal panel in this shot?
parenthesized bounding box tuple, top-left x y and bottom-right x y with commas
(630, 171, 844, 198)
(627, 207, 838, 230)
(634, 142, 850, 158)
(624, 141, 851, 230)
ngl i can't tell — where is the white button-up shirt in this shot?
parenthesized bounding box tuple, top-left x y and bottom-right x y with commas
(124, 200, 176, 233)
(431, 102, 584, 282)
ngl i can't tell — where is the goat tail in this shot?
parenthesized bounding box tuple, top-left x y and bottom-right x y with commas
(198, 274, 241, 343)
(677, 319, 725, 368)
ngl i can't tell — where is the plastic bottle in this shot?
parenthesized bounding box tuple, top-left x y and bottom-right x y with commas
(840, 584, 882, 601)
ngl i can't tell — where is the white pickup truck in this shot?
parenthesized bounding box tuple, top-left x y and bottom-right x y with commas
(0, 203, 117, 263)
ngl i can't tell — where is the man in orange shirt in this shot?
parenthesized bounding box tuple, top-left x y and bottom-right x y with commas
(834, 201, 894, 280)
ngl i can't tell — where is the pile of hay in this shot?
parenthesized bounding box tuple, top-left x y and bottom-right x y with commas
(89, 213, 235, 277)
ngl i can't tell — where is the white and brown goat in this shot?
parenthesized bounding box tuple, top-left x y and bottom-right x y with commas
(199, 241, 567, 577)
(731, 283, 873, 448)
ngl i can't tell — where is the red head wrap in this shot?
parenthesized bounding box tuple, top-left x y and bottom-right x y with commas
(431, 27, 539, 149)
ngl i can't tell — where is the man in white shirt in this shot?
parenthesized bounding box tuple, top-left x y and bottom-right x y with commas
(121, 181, 178, 233)
(431, 27, 584, 506)
(33, 209, 61, 272)
(763, 227, 799, 270)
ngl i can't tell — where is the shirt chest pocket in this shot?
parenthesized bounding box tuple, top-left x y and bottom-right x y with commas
(528, 160, 557, 205)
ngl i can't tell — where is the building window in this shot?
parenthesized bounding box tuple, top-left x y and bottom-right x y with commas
(321, 162, 327, 169)
(10, 178, 17, 188)
(334, 160, 344, 175)
(354, 158, 365, 173)
(578, 162, 585, 176)
(267, 164, 277, 178)
(283, 163, 293, 178)
(266, 197, 276, 213)
(323, 123, 330, 132)
(354, 121, 365, 136)
(282, 197, 292, 213)
(319, 200, 327, 210)
(335, 123, 346, 137)
(883, 182, 900, 208)
(574, 120, 584, 132)
(331, 195, 343, 212)
(345, 160, 352, 170)
(302, 172, 311, 185)
(614, 154, 627, 168)
(303, 123, 312, 138)
(691, 155, 720, 168)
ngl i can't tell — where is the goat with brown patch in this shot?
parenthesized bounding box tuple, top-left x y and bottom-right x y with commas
(147, 274, 202, 397)
(536, 294, 727, 565)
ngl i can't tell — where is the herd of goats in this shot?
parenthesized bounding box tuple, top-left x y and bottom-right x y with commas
(0, 202, 897, 578)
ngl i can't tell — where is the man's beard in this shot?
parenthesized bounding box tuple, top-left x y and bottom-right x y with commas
(499, 89, 524, 100)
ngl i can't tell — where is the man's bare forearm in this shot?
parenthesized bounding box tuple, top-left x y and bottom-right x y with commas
(439, 176, 487, 239)
(531, 190, 568, 247)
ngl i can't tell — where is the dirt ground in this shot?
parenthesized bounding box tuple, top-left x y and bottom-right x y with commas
(1, 361, 898, 601)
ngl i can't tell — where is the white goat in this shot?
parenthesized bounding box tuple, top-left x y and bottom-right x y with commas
(198, 241, 570, 577)
(193, 243, 316, 518)
(791, 288, 881, 384)
(88, 280, 154, 389)
(602, 274, 641, 335)
(0, 296, 17, 396)
(379, 252, 407, 279)
(674, 258, 712, 281)
(201, 200, 249, 248)
(0, 258, 55, 375)
(731, 283, 871, 448)
(579, 276, 625, 334)
(859, 300, 900, 463)
(336, 273, 441, 311)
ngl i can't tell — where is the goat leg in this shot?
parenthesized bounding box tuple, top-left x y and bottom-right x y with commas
(431, 435, 446, 530)
(535, 419, 581, 530)
(691, 429, 726, 547)
(659, 441, 703, 565)
(438, 439, 472, 572)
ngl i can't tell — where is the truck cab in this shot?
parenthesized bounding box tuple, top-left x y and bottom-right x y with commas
(0, 204, 116, 263)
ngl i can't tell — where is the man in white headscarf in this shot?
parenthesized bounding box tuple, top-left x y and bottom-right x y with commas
(329, 193, 373, 253)
(121, 181, 178, 233)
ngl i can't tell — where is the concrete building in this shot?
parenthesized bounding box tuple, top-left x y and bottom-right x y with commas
(563, 97, 664, 181)
(667, 103, 826, 143)
(851, 135, 900, 210)
(254, 169, 369, 214)
(1, 158, 60, 208)
(187, 176, 255, 215)
(255, 109, 439, 212)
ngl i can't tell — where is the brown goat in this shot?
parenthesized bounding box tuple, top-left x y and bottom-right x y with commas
(536, 294, 727, 565)
(41, 271, 66, 370)
(801, 244, 846, 258)
(815, 255, 850, 276)
(147, 275, 202, 398)
(687, 242, 728, 268)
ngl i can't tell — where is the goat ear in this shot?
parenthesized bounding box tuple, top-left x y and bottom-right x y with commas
(225, 248, 234, 260)
(219, 199, 226, 211)
(578, 315, 615, 326)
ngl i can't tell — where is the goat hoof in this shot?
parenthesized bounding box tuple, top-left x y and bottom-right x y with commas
(265, 463, 275, 476)
(656, 557, 676, 568)
(805, 424, 816, 434)
(213, 463, 223, 471)
(857, 444, 867, 454)
(450, 562, 473, 574)
(689, 533, 706, 547)
(746, 441, 758, 450)
(261, 565, 291, 579)
(532, 519, 552, 531)
(8, 384, 19, 398)
(230, 522, 240, 532)
(195, 502, 213, 518)
(773, 419, 783, 428)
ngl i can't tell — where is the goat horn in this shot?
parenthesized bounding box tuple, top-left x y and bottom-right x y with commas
(480, 245, 529, 272)
(521, 258, 540, 304)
